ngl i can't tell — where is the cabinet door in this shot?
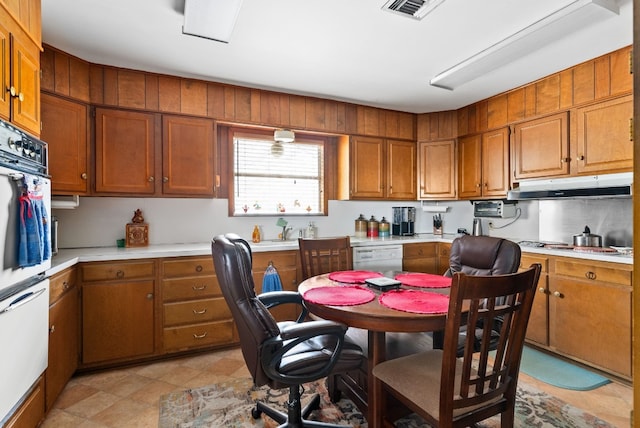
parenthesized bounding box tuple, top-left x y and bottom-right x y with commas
(386, 139, 416, 200)
(436, 242, 451, 276)
(95, 108, 158, 194)
(457, 134, 482, 199)
(41, 94, 89, 194)
(574, 96, 633, 174)
(46, 285, 78, 411)
(513, 112, 569, 179)
(10, 34, 40, 135)
(162, 115, 215, 196)
(82, 280, 155, 364)
(0, 21, 9, 121)
(549, 277, 631, 377)
(350, 136, 384, 199)
(481, 127, 509, 197)
(418, 140, 456, 199)
(520, 255, 549, 346)
(402, 243, 437, 274)
(252, 251, 300, 321)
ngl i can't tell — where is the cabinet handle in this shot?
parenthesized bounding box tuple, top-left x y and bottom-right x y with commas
(146, 293, 153, 300)
(561, 157, 570, 163)
(116, 270, 124, 279)
(553, 291, 561, 297)
(195, 265, 203, 272)
(63, 281, 69, 290)
(192, 284, 207, 291)
(577, 155, 585, 161)
(192, 308, 207, 315)
(476, 183, 481, 188)
(585, 271, 597, 280)
(630, 118, 634, 141)
(81, 172, 87, 180)
(538, 287, 546, 293)
(163, 176, 169, 182)
(49, 325, 55, 334)
(148, 176, 155, 182)
(8, 87, 24, 101)
(193, 332, 208, 339)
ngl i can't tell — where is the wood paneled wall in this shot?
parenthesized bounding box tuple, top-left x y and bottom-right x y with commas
(40, 45, 416, 141)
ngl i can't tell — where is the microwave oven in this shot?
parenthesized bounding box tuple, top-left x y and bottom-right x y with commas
(473, 201, 517, 218)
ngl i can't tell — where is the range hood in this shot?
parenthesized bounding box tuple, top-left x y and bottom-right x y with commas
(507, 172, 632, 200)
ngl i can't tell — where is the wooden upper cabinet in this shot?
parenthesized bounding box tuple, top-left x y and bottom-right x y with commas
(95, 108, 158, 194)
(513, 112, 569, 180)
(162, 115, 215, 196)
(0, 5, 41, 136)
(41, 94, 89, 194)
(457, 134, 482, 199)
(573, 95, 633, 174)
(349, 136, 385, 199)
(418, 139, 456, 200)
(387, 139, 416, 200)
(481, 127, 510, 197)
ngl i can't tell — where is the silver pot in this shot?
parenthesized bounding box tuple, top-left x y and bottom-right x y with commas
(572, 225, 602, 247)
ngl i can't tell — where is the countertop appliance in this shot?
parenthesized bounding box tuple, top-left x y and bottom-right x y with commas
(392, 206, 415, 236)
(353, 245, 403, 272)
(473, 200, 517, 218)
(0, 118, 51, 424)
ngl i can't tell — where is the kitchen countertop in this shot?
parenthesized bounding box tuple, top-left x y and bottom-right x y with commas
(47, 233, 632, 277)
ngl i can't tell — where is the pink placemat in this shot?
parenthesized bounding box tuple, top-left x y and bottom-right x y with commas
(394, 273, 452, 288)
(327, 270, 383, 284)
(303, 286, 376, 306)
(379, 289, 450, 314)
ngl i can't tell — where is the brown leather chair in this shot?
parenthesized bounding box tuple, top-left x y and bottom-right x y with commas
(211, 233, 364, 427)
(435, 235, 522, 352)
(373, 264, 542, 427)
(298, 236, 352, 280)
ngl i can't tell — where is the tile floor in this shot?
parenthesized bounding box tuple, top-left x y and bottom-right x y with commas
(41, 347, 632, 427)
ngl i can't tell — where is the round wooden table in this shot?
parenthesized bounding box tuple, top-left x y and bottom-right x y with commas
(298, 273, 452, 428)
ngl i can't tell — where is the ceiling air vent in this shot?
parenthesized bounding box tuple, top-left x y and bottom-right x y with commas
(382, 0, 446, 20)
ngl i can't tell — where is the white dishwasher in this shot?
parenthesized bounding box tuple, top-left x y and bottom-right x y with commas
(353, 245, 403, 272)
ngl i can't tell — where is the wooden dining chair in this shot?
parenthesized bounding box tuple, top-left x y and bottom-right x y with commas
(372, 264, 542, 428)
(298, 236, 353, 280)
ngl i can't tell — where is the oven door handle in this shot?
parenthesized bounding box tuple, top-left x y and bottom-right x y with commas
(0, 288, 46, 315)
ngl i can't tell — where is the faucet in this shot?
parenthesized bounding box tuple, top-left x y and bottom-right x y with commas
(281, 226, 292, 241)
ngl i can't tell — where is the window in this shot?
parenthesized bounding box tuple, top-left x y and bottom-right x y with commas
(231, 129, 326, 216)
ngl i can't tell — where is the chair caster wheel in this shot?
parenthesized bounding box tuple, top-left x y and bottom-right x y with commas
(251, 406, 262, 419)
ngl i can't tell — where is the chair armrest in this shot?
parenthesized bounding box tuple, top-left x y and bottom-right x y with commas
(258, 291, 308, 323)
(279, 319, 347, 340)
(262, 320, 348, 383)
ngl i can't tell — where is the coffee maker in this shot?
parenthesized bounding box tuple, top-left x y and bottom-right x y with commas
(392, 206, 415, 236)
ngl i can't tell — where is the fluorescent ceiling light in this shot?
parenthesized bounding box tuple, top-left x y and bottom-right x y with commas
(183, 0, 243, 43)
(430, 0, 619, 90)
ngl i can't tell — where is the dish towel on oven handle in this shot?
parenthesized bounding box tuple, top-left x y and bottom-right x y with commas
(262, 262, 283, 293)
(18, 174, 50, 267)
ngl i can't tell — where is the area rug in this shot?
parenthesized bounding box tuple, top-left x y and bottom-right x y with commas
(158, 376, 615, 428)
(519, 346, 611, 391)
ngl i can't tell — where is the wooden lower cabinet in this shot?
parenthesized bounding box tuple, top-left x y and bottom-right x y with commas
(80, 261, 157, 366)
(520, 254, 549, 346)
(403, 242, 450, 275)
(46, 267, 79, 411)
(4, 376, 44, 428)
(161, 256, 237, 352)
(548, 257, 632, 378)
(436, 242, 451, 275)
(523, 254, 632, 379)
(252, 250, 300, 321)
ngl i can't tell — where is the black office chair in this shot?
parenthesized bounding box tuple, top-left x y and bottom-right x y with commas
(211, 233, 364, 427)
(436, 235, 522, 354)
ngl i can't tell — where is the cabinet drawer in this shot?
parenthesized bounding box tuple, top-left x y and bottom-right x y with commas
(520, 254, 548, 273)
(81, 261, 155, 282)
(163, 298, 231, 326)
(252, 252, 297, 270)
(163, 320, 236, 351)
(554, 259, 631, 285)
(162, 257, 215, 278)
(49, 268, 77, 304)
(403, 243, 437, 259)
(162, 276, 221, 301)
(438, 243, 450, 258)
